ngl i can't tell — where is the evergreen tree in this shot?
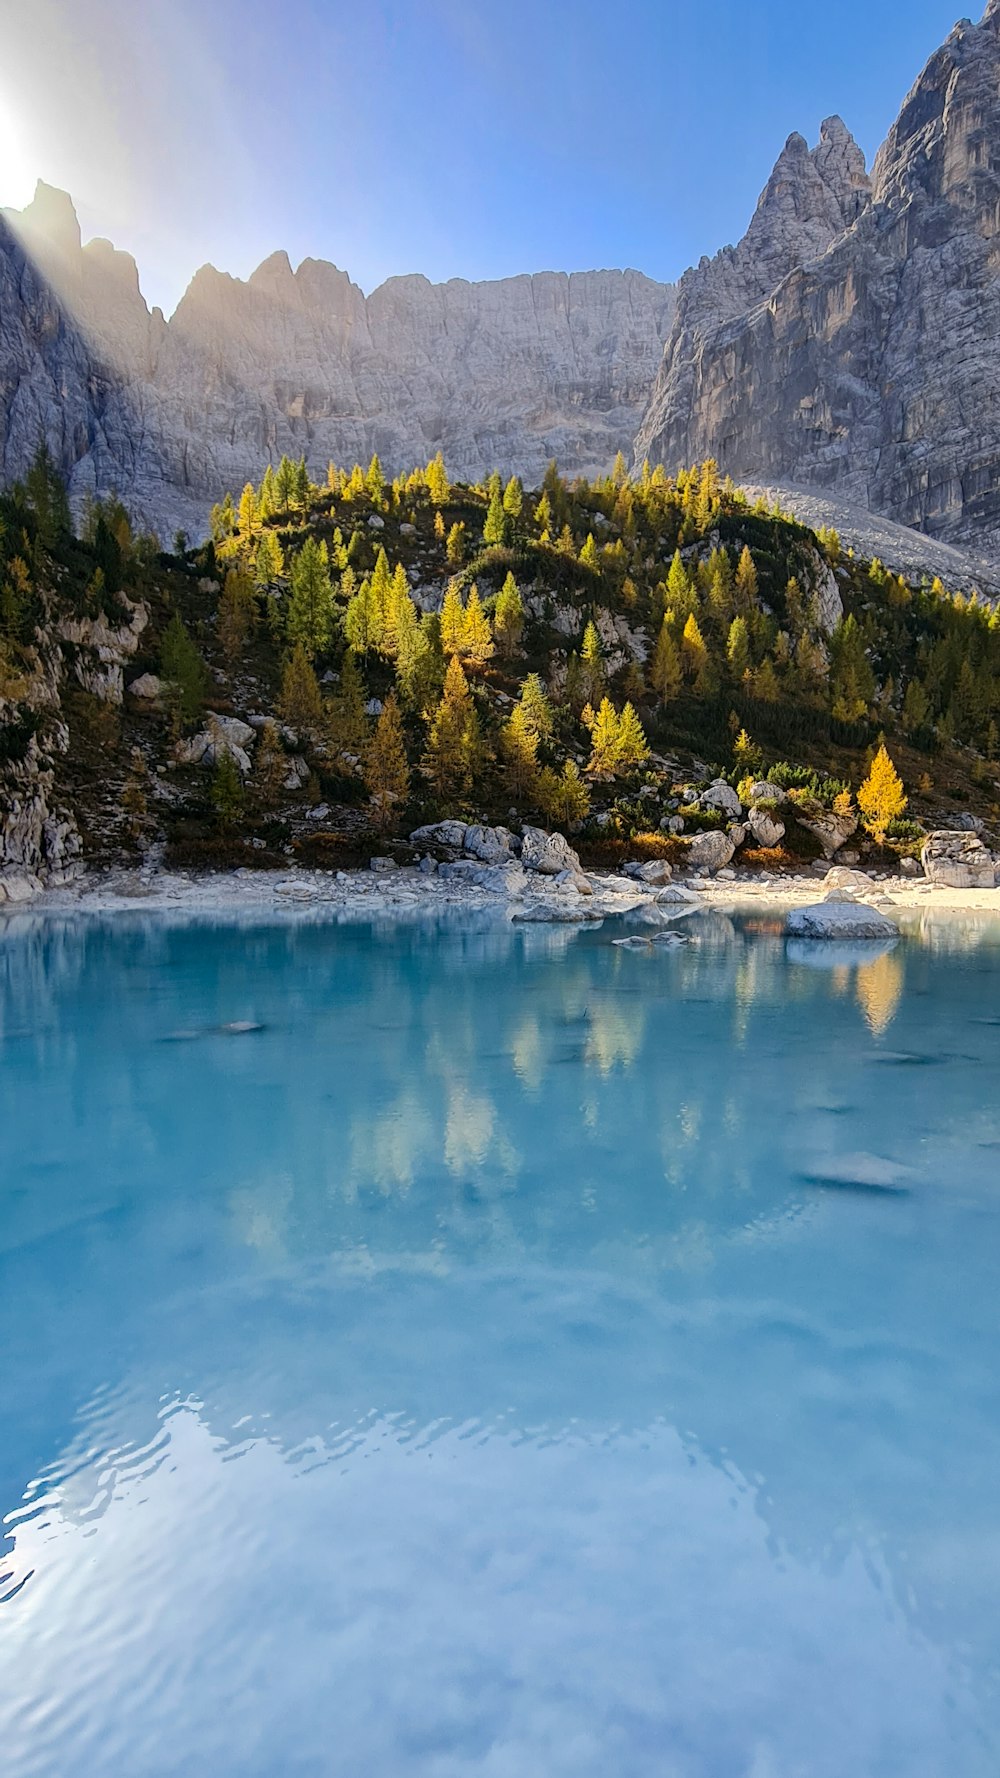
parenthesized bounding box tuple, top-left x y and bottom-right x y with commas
(25, 443, 71, 547)
(344, 577, 379, 657)
(423, 656, 483, 802)
(483, 487, 508, 547)
(649, 617, 682, 700)
(616, 702, 649, 770)
(830, 614, 876, 722)
(580, 619, 605, 704)
(293, 456, 310, 510)
(365, 454, 385, 504)
(586, 697, 622, 777)
(461, 584, 494, 666)
(287, 537, 335, 658)
(666, 549, 691, 614)
(858, 743, 907, 840)
(494, 572, 525, 658)
(238, 482, 259, 536)
(519, 673, 554, 740)
(537, 759, 590, 827)
(533, 492, 553, 538)
(499, 703, 540, 801)
(446, 521, 466, 566)
(363, 692, 410, 829)
(579, 533, 601, 572)
(434, 509, 446, 540)
(735, 546, 758, 613)
(254, 528, 284, 587)
(160, 613, 208, 730)
(218, 565, 255, 661)
(258, 463, 277, 519)
(275, 455, 296, 513)
(426, 452, 450, 506)
(726, 615, 751, 680)
(211, 748, 245, 827)
(681, 612, 708, 682)
(440, 584, 466, 657)
(327, 649, 370, 761)
(502, 476, 523, 519)
(279, 642, 324, 735)
(254, 720, 287, 809)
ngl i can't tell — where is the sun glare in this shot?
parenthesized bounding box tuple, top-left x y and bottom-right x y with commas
(0, 91, 38, 211)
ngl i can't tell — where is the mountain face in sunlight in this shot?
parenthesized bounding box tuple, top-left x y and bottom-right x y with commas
(0, 183, 674, 540)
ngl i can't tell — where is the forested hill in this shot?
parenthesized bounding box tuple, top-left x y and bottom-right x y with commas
(2, 449, 999, 887)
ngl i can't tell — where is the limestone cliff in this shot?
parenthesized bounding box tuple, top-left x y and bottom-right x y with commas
(0, 186, 674, 539)
(635, 3, 1000, 556)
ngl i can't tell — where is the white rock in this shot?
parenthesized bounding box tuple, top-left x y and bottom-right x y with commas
(786, 900, 898, 940)
(128, 672, 163, 699)
(410, 820, 468, 850)
(748, 807, 785, 849)
(921, 831, 996, 889)
(520, 825, 582, 876)
(686, 830, 736, 873)
(701, 779, 743, 819)
(623, 859, 673, 886)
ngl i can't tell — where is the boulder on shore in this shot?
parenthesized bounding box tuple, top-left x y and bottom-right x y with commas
(519, 826, 582, 876)
(921, 831, 996, 889)
(686, 830, 735, 873)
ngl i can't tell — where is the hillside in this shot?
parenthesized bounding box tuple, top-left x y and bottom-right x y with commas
(2, 448, 999, 901)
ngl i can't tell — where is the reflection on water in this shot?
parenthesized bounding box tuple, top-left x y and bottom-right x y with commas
(2, 908, 1000, 1777)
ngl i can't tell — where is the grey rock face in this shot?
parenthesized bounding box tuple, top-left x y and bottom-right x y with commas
(635, 6, 1000, 561)
(1, 184, 675, 539)
(921, 831, 996, 887)
(786, 900, 898, 941)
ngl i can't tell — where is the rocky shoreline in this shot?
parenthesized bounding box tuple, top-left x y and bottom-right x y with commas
(3, 853, 999, 932)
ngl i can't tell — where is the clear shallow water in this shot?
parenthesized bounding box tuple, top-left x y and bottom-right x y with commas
(2, 905, 1000, 1778)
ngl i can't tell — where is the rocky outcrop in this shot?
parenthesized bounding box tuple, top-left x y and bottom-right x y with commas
(786, 899, 898, 941)
(921, 831, 996, 888)
(635, 4, 1000, 560)
(1, 184, 675, 540)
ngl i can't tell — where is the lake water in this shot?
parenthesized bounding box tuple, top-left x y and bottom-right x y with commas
(2, 905, 1000, 1777)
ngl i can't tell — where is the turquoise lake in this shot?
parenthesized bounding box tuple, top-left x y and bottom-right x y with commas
(2, 906, 999, 1776)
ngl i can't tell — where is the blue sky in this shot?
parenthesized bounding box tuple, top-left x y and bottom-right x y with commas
(0, 0, 968, 314)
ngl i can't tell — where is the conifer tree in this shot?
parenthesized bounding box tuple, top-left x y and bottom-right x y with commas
(533, 492, 553, 538)
(440, 584, 466, 657)
(218, 565, 255, 661)
(681, 612, 708, 682)
(365, 454, 385, 504)
(502, 476, 523, 519)
(287, 537, 335, 658)
(580, 620, 605, 704)
(423, 656, 484, 802)
(327, 649, 370, 760)
(238, 483, 259, 536)
(735, 546, 758, 613)
(258, 463, 277, 519)
(293, 456, 310, 509)
(830, 614, 876, 722)
(275, 455, 296, 512)
(666, 549, 691, 614)
(519, 672, 554, 740)
(858, 743, 907, 840)
(483, 487, 508, 547)
(579, 533, 600, 572)
(344, 577, 379, 657)
(446, 521, 466, 565)
(279, 642, 324, 736)
(494, 572, 525, 658)
(211, 748, 245, 827)
(160, 613, 208, 730)
(254, 528, 284, 587)
(615, 702, 649, 770)
(649, 617, 682, 700)
(536, 759, 590, 827)
(499, 703, 540, 801)
(434, 509, 446, 541)
(426, 452, 450, 506)
(586, 697, 622, 777)
(726, 615, 751, 680)
(363, 692, 410, 829)
(254, 720, 287, 809)
(461, 584, 494, 666)
(25, 443, 71, 547)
